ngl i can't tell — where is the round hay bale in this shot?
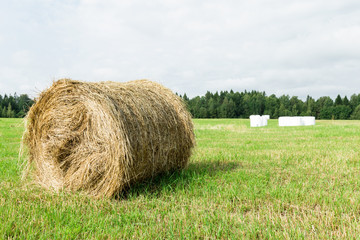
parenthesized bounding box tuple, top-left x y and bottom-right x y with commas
(23, 79, 195, 198)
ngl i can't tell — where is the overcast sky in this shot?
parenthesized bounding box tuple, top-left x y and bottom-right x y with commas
(0, 0, 360, 100)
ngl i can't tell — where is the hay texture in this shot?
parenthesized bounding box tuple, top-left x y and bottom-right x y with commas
(23, 79, 195, 198)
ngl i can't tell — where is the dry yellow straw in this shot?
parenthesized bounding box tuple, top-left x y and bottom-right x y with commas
(23, 79, 195, 198)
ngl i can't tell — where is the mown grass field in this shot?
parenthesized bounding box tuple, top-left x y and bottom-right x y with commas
(1, 118, 360, 239)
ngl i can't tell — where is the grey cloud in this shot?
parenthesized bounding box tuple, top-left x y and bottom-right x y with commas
(0, 0, 359, 101)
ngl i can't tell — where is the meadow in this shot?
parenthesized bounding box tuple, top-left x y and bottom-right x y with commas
(1, 118, 360, 239)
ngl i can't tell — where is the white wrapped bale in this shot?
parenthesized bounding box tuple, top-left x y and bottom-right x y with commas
(279, 117, 300, 126)
(250, 115, 268, 127)
(278, 117, 289, 126)
(250, 115, 262, 127)
(301, 116, 316, 126)
(261, 116, 268, 126)
(279, 116, 315, 126)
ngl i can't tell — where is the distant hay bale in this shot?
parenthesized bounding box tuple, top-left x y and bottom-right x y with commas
(249, 115, 268, 127)
(22, 79, 195, 198)
(278, 116, 315, 126)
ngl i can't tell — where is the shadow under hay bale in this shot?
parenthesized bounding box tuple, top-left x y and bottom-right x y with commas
(117, 161, 240, 200)
(22, 79, 195, 198)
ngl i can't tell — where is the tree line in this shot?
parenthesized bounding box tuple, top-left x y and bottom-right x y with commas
(0, 93, 34, 118)
(180, 90, 360, 120)
(2, 90, 360, 120)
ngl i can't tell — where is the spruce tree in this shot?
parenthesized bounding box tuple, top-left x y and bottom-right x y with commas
(1, 107, 6, 118)
(7, 103, 15, 118)
(351, 105, 360, 119)
(335, 94, 343, 106)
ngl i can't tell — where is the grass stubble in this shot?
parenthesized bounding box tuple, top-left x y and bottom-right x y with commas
(1, 118, 360, 239)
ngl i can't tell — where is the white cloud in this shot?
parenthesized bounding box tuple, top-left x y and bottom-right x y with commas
(11, 50, 32, 66)
(0, 0, 360, 100)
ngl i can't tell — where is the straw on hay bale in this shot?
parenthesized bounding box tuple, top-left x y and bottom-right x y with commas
(23, 79, 195, 198)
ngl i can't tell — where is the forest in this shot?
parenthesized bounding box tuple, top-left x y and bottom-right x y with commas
(2, 91, 360, 120)
(180, 90, 360, 120)
(0, 93, 34, 118)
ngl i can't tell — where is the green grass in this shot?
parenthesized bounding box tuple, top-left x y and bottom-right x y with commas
(1, 118, 360, 239)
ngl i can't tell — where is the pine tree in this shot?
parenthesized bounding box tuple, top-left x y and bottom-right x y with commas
(1, 107, 6, 118)
(220, 97, 229, 118)
(208, 98, 218, 118)
(227, 99, 236, 118)
(6, 103, 15, 118)
(335, 94, 343, 106)
(350, 94, 360, 110)
(278, 103, 286, 116)
(351, 105, 360, 119)
(291, 104, 298, 116)
(305, 95, 315, 116)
